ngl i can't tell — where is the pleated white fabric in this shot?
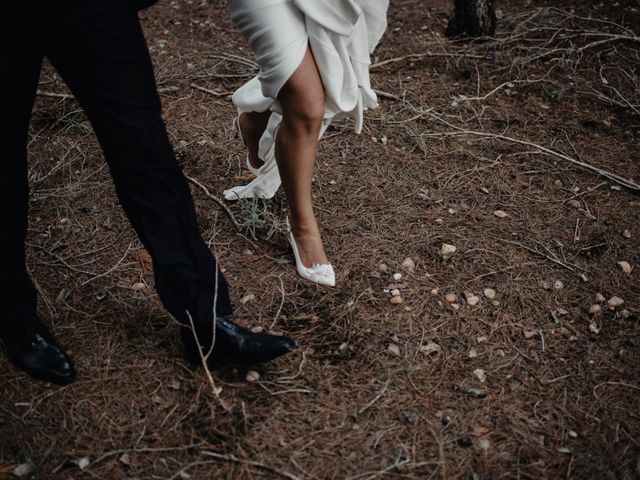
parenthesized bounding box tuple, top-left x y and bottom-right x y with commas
(224, 0, 389, 200)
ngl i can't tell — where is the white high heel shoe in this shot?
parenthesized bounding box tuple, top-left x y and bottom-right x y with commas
(287, 218, 336, 287)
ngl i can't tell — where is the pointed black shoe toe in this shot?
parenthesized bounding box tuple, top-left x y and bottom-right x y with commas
(2, 322, 76, 385)
(182, 315, 296, 366)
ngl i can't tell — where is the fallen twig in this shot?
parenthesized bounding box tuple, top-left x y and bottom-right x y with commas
(190, 83, 234, 97)
(186, 175, 241, 230)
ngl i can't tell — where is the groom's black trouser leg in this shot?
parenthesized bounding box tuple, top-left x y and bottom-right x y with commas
(0, 43, 43, 340)
(2, 1, 232, 340)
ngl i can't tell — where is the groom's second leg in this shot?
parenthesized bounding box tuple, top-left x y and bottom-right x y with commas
(0, 45, 42, 341)
(46, 0, 233, 328)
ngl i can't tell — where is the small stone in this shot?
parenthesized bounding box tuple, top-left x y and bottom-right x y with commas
(556, 308, 568, 316)
(476, 336, 488, 343)
(388, 343, 401, 356)
(119, 453, 131, 465)
(483, 288, 496, 299)
(445, 293, 457, 303)
(250, 326, 264, 333)
(402, 257, 416, 273)
(620, 309, 631, 319)
(607, 296, 624, 308)
(242, 249, 254, 256)
(390, 295, 404, 305)
(468, 348, 478, 358)
(622, 229, 631, 239)
(339, 342, 348, 351)
(466, 387, 487, 398)
(478, 438, 491, 450)
(76, 457, 90, 470)
(457, 435, 473, 448)
(403, 411, 419, 424)
(466, 295, 480, 306)
(480, 187, 489, 194)
(554, 280, 564, 290)
(473, 368, 486, 383)
(378, 263, 389, 272)
(430, 287, 439, 295)
(523, 329, 537, 339)
(617, 261, 632, 274)
(240, 293, 256, 304)
(131, 282, 146, 291)
(557, 447, 571, 454)
(491, 300, 500, 306)
(392, 272, 403, 281)
(567, 199, 581, 209)
(13, 464, 34, 479)
(589, 322, 600, 334)
(451, 303, 460, 311)
(595, 293, 606, 303)
(568, 430, 578, 439)
(441, 243, 457, 256)
(541, 280, 551, 290)
(420, 341, 441, 355)
(589, 304, 601, 314)
(434, 218, 443, 225)
(390, 288, 400, 297)
(493, 210, 508, 218)
(245, 370, 260, 382)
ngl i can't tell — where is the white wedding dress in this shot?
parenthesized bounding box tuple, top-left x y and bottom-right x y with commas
(224, 0, 389, 200)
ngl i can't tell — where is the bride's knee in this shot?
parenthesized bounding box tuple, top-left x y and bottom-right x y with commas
(282, 90, 324, 133)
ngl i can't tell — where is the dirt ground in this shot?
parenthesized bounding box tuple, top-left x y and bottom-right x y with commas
(2, 0, 639, 479)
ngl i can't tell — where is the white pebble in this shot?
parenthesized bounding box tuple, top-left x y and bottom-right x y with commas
(441, 243, 457, 256)
(466, 295, 480, 306)
(608, 296, 624, 308)
(240, 293, 256, 304)
(473, 368, 487, 383)
(588, 304, 601, 314)
(617, 261, 632, 274)
(483, 288, 496, 299)
(388, 343, 400, 356)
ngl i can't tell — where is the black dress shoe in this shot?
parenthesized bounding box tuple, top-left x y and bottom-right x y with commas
(1, 321, 76, 385)
(181, 315, 295, 366)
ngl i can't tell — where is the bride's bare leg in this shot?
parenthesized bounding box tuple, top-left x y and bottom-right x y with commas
(275, 47, 328, 267)
(238, 111, 270, 170)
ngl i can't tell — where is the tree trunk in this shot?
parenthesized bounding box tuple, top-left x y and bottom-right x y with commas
(445, 0, 497, 38)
